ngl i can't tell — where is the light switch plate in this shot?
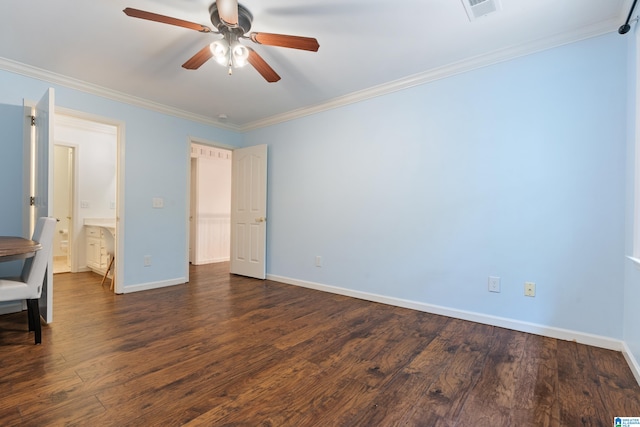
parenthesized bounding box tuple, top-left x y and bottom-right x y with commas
(152, 197, 164, 208)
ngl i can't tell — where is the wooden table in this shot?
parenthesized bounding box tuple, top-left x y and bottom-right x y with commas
(0, 236, 42, 262)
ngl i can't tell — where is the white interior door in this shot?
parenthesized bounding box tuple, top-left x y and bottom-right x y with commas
(33, 88, 55, 323)
(230, 144, 267, 279)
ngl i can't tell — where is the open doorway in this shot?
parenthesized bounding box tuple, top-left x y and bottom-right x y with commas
(23, 88, 124, 323)
(51, 112, 119, 297)
(189, 142, 232, 266)
(187, 142, 268, 280)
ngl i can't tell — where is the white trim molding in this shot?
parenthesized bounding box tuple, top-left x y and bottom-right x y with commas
(267, 274, 625, 352)
(0, 301, 24, 316)
(0, 57, 242, 132)
(0, 17, 620, 133)
(623, 341, 640, 386)
(241, 20, 619, 131)
(119, 277, 186, 294)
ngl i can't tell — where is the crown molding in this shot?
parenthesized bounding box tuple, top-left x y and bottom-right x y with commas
(0, 57, 242, 132)
(240, 19, 620, 132)
(0, 17, 621, 134)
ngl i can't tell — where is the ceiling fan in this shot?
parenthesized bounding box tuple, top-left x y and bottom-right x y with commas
(123, 0, 320, 83)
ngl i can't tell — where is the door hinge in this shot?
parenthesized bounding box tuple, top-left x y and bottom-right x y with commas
(29, 196, 35, 206)
(30, 115, 36, 126)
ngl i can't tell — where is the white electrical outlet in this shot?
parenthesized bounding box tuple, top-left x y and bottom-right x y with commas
(315, 256, 322, 267)
(144, 255, 152, 267)
(488, 276, 501, 293)
(525, 282, 536, 297)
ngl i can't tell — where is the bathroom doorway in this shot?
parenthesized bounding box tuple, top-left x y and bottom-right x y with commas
(53, 113, 118, 283)
(53, 144, 75, 274)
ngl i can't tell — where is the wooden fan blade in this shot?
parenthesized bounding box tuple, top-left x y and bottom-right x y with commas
(123, 7, 212, 33)
(250, 33, 319, 52)
(247, 48, 281, 83)
(216, 0, 238, 26)
(182, 45, 214, 70)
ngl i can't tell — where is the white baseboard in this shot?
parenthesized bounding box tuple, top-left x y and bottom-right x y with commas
(120, 277, 186, 294)
(267, 274, 624, 352)
(0, 301, 24, 315)
(622, 342, 640, 386)
(192, 257, 230, 265)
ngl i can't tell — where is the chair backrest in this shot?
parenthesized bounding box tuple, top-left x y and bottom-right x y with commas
(21, 217, 57, 297)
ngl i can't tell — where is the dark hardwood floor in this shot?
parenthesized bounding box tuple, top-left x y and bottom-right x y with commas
(1, 262, 639, 426)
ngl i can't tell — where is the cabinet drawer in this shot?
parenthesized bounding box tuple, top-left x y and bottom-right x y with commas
(86, 226, 101, 237)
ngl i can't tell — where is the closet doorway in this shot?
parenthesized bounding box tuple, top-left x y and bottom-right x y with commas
(189, 142, 232, 266)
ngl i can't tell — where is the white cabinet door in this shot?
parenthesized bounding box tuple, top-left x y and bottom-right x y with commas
(86, 237, 101, 270)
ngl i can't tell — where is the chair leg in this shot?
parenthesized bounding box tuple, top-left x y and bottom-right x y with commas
(27, 299, 42, 345)
(27, 300, 35, 332)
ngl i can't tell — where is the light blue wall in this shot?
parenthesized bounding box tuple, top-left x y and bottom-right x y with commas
(244, 32, 628, 339)
(0, 86, 28, 277)
(0, 98, 25, 236)
(624, 26, 640, 371)
(0, 70, 242, 286)
(0, 31, 634, 344)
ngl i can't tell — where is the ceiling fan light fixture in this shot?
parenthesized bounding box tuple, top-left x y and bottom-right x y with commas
(124, 3, 317, 82)
(210, 40, 229, 64)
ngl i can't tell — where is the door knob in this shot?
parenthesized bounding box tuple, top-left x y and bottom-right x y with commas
(255, 217, 266, 223)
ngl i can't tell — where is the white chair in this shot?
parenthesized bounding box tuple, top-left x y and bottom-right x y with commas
(0, 217, 56, 344)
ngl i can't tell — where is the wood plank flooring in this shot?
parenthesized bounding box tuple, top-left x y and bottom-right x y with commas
(1, 262, 639, 426)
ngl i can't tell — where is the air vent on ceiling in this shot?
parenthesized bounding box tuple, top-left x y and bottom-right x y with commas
(461, 0, 502, 21)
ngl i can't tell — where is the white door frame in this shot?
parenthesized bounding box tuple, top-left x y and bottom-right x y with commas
(23, 105, 126, 295)
(57, 107, 126, 294)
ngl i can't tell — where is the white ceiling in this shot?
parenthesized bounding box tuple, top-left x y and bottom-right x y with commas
(0, 0, 632, 130)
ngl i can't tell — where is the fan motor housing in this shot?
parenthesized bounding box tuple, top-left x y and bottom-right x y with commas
(209, 3, 253, 34)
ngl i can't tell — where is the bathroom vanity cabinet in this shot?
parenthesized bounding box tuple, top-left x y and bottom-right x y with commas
(84, 219, 115, 276)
